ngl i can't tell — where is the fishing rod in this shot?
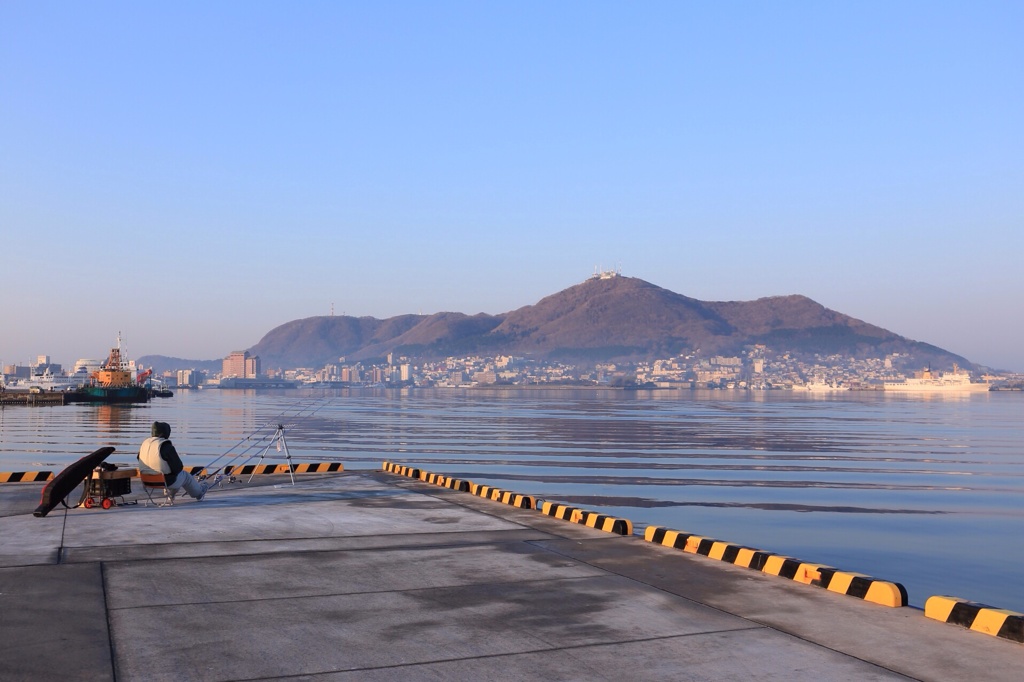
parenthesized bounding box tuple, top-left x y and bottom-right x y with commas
(201, 396, 333, 479)
(201, 395, 324, 470)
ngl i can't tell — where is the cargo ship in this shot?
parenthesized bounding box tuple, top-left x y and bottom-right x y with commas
(883, 365, 990, 393)
(67, 336, 151, 404)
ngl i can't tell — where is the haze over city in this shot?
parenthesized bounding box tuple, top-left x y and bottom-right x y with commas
(2, 2, 1021, 371)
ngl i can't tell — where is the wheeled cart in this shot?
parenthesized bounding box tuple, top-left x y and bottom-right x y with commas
(79, 467, 138, 509)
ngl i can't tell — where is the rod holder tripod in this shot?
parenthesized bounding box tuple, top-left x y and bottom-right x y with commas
(251, 424, 296, 485)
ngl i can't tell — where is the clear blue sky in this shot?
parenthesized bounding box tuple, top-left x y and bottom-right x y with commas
(2, 2, 1022, 370)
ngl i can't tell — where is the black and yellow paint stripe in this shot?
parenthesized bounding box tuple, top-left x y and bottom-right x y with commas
(0, 471, 54, 483)
(194, 462, 343, 477)
(925, 596, 1024, 643)
(224, 463, 291, 475)
(291, 462, 344, 474)
(6, 460, 344, 485)
(540, 501, 633, 535)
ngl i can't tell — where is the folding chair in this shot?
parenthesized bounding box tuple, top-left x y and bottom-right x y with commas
(139, 471, 176, 507)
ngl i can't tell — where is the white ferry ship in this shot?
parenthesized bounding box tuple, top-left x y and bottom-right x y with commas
(5, 367, 93, 391)
(3, 358, 105, 392)
(883, 365, 990, 393)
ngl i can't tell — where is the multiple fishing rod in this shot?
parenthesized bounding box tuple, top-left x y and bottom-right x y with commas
(200, 396, 332, 480)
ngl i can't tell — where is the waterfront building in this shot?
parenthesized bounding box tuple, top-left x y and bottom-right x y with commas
(223, 350, 262, 379)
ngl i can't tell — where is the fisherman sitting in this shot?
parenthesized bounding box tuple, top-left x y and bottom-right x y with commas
(138, 421, 208, 501)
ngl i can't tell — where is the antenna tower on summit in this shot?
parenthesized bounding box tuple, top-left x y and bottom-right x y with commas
(590, 264, 622, 281)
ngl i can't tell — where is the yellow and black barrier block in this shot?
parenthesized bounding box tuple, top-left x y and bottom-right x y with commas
(579, 510, 632, 535)
(442, 477, 470, 492)
(761, 555, 907, 608)
(925, 596, 1024, 643)
(383, 462, 466, 491)
(817, 568, 908, 608)
(0, 471, 54, 483)
(420, 471, 446, 486)
(540, 501, 633, 535)
(491, 489, 535, 509)
(466, 483, 535, 509)
(540, 501, 581, 522)
(761, 554, 834, 585)
(382, 461, 420, 478)
(469, 482, 498, 499)
(645, 527, 905, 607)
(644, 526, 771, 570)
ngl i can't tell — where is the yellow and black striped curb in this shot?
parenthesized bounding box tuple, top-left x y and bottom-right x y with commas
(290, 462, 345, 474)
(0, 471, 54, 483)
(188, 462, 344, 477)
(3, 462, 344, 484)
(645, 526, 907, 608)
(540, 501, 633, 536)
(925, 596, 1024, 643)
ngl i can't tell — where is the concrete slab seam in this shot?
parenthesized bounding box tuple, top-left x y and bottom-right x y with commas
(924, 595, 1024, 643)
(99, 561, 119, 679)
(644, 526, 907, 608)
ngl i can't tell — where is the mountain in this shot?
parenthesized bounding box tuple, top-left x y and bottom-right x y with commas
(241, 276, 970, 370)
(135, 356, 223, 375)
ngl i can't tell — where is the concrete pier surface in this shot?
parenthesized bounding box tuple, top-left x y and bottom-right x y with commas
(1, 471, 1021, 682)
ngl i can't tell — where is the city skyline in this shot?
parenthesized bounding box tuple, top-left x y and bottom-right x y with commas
(2, 3, 1021, 370)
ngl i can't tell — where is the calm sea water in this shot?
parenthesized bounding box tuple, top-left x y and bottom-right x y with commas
(2, 388, 1022, 611)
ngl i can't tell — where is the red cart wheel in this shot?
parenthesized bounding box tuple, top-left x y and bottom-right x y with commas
(83, 497, 95, 509)
(101, 498, 114, 510)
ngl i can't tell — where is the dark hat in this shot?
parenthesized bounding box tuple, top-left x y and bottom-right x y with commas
(151, 421, 171, 438)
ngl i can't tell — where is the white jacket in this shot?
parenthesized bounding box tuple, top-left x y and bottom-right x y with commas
(138, 436, 171, 474)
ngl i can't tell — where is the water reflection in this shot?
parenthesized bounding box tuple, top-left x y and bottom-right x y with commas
(1, 388, 1022, 611)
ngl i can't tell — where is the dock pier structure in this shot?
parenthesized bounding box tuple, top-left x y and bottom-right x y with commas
(1, 469, 1022, 681)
